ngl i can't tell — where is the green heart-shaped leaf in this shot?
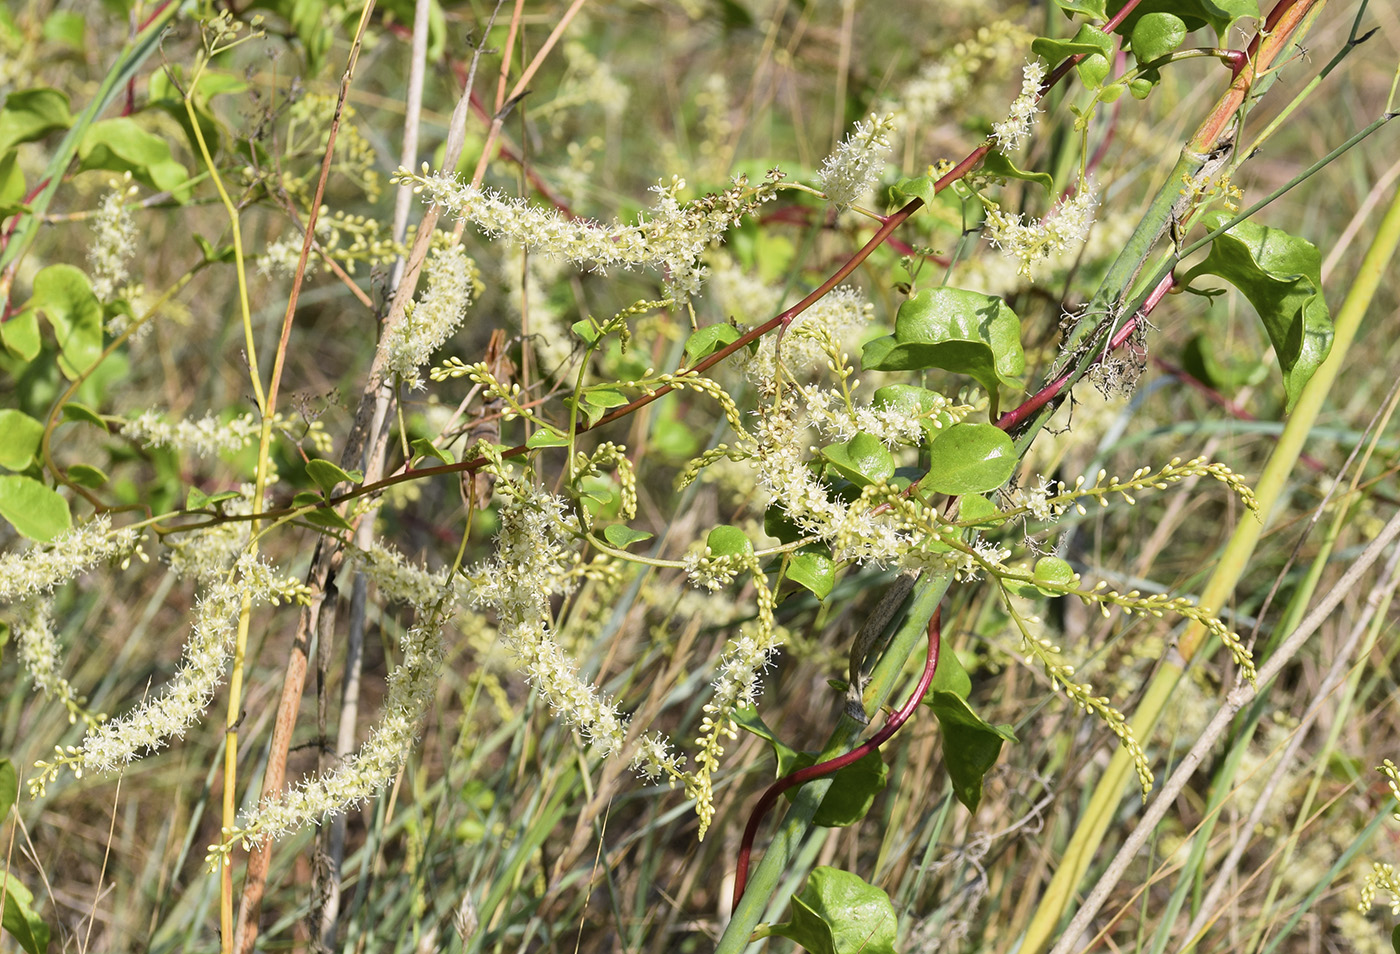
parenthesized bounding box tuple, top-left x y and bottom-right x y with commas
(921, 423, 1016, 496)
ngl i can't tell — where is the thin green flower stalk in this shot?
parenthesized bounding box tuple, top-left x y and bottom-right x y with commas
(394, 164, 781, 297)
(430, 356, 555, 431)
(383, 243, 479, 388)
(1001, 591, 1155, 792)
(816, 112, 896, 211)
(14, 598, 104, 727)
(209, 619, 446, 865)
(0, 515, 142, 604)
(30, 553, 310, 793)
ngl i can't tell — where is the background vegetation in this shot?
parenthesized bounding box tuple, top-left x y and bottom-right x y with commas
(2, 1, 1400, 953)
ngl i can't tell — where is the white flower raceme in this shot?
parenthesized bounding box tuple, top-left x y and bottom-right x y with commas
(744, 285, 872, 385)
(383, 244, 476, 388)
(88, 183, 138, 302)
(216, 621, 446, 856)
(343, 540, 469, 609)
(32, 554, 307, 788)
(14, 599, 100, 725)
(397, 166, 778, 298)
(992, 59, 1047, 152)
(816, 113, 895, 211)
(0, 516, 141, 604)
(984, 186, 1099, 278)
(122, 410, 262, 457)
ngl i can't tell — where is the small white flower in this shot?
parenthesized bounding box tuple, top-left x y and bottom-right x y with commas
(816, 113, 895, 211)
(992, 59, 1047, 152)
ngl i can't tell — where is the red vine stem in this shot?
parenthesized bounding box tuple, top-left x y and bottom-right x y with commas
(996, 270, 1175, 433)
(730, 606, 943, 909)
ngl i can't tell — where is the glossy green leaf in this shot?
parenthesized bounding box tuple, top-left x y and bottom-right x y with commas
(1, 309, 40, 361)
(77, 117, 190, 200)
(0, 88, 72, 155)
(60, 403, 104, 428)
(786, 547, 835, 600)
(768, 867, 898, 954)
(1054, 0, 1108, 18)
(291, 490, 323, 509)
(0, 475, 71, 541)
(525, 430, 569, 449)
(820, 433, 895, 488)
(0, 410, 43, 470)
(571, 318, 600, 344)
(927, 690, 1017, 811)
(783, 749, 888, 827)
(66, 464, 108, 488)
(929, 642, 972, 698)
(1179, 211, 1333, 412)
(1108, 0, 1258, 42)
(409, 437, 454, 464)
(684, 323, 742, 364)
(29, 265, 102, 378)
(1130, 12, 1187, 62)
(891, 175, 936, 206)
(980, 151, 1054, 193)
(602, 524, 653, 548)
(862, 288, 1024, 414)
(706, 524, 753, 559)
(305, 459, 362, 495)
(582, 387, 628, 410)
(1391, 922, 1400, 954)
(1, 871, 50, 954)
(921, 423, 1016, 496)
(1033, 556, 1077, 588)
(1032, 23, 1113, 65)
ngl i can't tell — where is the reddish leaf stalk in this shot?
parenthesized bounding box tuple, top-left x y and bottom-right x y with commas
(730, 607, 942, 909)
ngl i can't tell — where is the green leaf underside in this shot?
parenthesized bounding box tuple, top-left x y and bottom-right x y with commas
(786, 548, 835, 599)
(684, 323, 742, 363)
(1180, 211, 1333, 412)
(768, 867, 899, 954)
(927, 690, 1017, 811)
(29, 264, 102, 379)
(981, 151, 1054, 192)
(1130, 12, 1188, 63)
(921, 423, 1016, 496)
(77, 117, 190, 199)
(306, 459, 363, 494)
(0, 87, 73, 155)
(0, 410, 43, 470)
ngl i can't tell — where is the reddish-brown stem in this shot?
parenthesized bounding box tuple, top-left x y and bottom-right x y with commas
(731, 607, 942, 908)
(996, 271, 1175, 433)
